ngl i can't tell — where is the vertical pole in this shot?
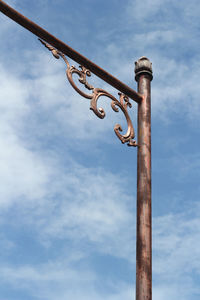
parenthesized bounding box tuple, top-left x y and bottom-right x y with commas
(135, 57, 153, 300)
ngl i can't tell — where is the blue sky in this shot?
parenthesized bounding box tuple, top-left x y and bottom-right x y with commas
(0, 0, 200, 299)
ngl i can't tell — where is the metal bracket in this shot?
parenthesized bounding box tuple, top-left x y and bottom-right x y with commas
(39, 39, 137, 147)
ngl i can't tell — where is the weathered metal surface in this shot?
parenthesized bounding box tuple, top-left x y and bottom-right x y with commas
(40, 39, 137, 146)
(0, 0, 142, 103)
(135, 57, 153, 300)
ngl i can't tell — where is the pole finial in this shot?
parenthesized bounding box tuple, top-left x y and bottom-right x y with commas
(135, 56, 153, 82)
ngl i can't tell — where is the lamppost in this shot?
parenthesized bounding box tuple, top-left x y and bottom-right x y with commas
(0, 1, 153, 299)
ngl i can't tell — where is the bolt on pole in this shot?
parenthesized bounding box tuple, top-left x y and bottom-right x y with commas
(135, 57, 153, 300)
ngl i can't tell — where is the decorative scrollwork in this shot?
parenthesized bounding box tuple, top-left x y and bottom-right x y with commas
(39, 39, 137, 147)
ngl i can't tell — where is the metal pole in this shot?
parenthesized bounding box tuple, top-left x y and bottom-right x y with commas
(0, 0, 142, 103)
(135, 57, 153, 300)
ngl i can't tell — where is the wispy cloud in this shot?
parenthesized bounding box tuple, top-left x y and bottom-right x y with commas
(153, 204, 200, 299)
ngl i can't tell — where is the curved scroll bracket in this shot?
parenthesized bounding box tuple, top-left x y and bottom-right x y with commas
(39, 39, 137, 147)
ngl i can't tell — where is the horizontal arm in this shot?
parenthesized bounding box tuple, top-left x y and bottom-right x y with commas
(0, 0, 142, 103)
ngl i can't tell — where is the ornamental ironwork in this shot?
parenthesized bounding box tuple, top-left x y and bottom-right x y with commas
(39, 39, 137, 147)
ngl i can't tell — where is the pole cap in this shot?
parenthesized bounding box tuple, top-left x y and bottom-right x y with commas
(135, 56, 153, 82)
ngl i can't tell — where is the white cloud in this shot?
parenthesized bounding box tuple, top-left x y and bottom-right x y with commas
(0, 260, 134, 300)
(0, 55, 136, 256)
(127, 0, 171, 20)
(36, 164, 135, 259)
(0, 40, 136, 260)
(0, 64, 50, 207)
(153, 205, 200, 298)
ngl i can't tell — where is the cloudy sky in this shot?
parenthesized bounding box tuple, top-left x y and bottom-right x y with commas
(0, 0, 200, 299)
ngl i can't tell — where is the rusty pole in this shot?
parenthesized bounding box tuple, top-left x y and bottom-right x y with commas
(135, 57, 153, 300)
